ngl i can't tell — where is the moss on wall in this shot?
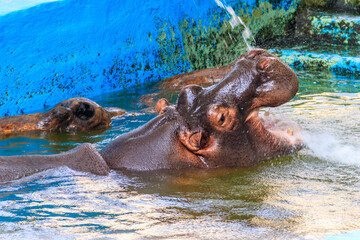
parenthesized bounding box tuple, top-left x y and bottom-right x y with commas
(299, 0, 360, 13)
(178, 1, 298, 71)
(295, 10, 360, 45)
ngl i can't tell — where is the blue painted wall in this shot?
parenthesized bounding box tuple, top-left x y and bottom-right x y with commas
(0, 0, 296, 117)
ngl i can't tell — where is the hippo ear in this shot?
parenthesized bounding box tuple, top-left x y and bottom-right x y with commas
(156, 98, 170, 115)
(73, 102, 96, 120)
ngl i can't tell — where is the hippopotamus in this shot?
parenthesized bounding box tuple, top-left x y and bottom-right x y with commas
(139, 54, 235, 109)
(0, 49, 303, 182)
(0, 98, 126, 134)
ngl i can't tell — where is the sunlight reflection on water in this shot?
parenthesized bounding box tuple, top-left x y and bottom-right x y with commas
(0, 68, 360, 239)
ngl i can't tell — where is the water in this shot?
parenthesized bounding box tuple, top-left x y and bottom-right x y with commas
(214, 0, 255, 50)
(0, 65, 360, 239)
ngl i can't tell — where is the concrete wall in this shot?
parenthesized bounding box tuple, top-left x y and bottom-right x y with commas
(0, 0, 297, 117)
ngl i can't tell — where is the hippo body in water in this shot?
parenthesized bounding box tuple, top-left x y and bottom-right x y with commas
(0, 98, 126, 134)
(0, 49, 302, 182)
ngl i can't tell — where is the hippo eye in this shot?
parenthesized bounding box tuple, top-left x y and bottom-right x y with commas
(208, 104, 239, 132)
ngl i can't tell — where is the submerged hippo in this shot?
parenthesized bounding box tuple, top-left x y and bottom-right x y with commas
(0, 98, 126, 134)
(0, 49, 302, 182)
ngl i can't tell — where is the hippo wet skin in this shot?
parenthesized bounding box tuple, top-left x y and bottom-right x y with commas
(0, 49, 303, 182)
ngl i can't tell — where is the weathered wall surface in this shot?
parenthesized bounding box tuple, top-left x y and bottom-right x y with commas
(0, 0, 297, 117)
(295, 10, 360, 45)
(287, 0, 360, 77)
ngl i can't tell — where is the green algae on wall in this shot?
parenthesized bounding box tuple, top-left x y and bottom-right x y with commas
(103, 19, 192, 92)
(345, 0, 360, 6)
(300, 0, 329, 8)
(178, 1, 298, 71)
(154, 20, 191, 78)
(272, 49, 360, 77)
(300, 0, 360, 13)
(295, 12, 360, 46)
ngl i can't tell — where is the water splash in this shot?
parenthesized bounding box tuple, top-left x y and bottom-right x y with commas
(214, 0, 255, 50)
(303, 131, 360, 167)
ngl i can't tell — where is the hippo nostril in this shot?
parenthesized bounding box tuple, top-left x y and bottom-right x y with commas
(74, 102, 95, 120)
(247, 49, 267, 59)
(187, 84, 203, 95)
(200, 131, 209, 148)
(179, 129, 209, 151)
(189, 130, 209, 149)
(177, 84, 203, 110)
(247, 50, 259, 59)
(259, 59, 270, 70)
(189, 130, 208, 149)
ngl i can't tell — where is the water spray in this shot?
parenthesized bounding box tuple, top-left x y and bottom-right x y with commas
(214, 0, 255, 50)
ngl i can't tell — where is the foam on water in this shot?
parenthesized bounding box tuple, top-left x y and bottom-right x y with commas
(279, 90, 360, 168)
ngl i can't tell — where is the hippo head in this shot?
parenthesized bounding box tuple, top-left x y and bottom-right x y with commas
(39, 98, 112, 132)
(101, 49, 302, 170)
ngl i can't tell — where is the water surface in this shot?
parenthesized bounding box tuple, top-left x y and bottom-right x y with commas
(0, 68, 359, 239)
